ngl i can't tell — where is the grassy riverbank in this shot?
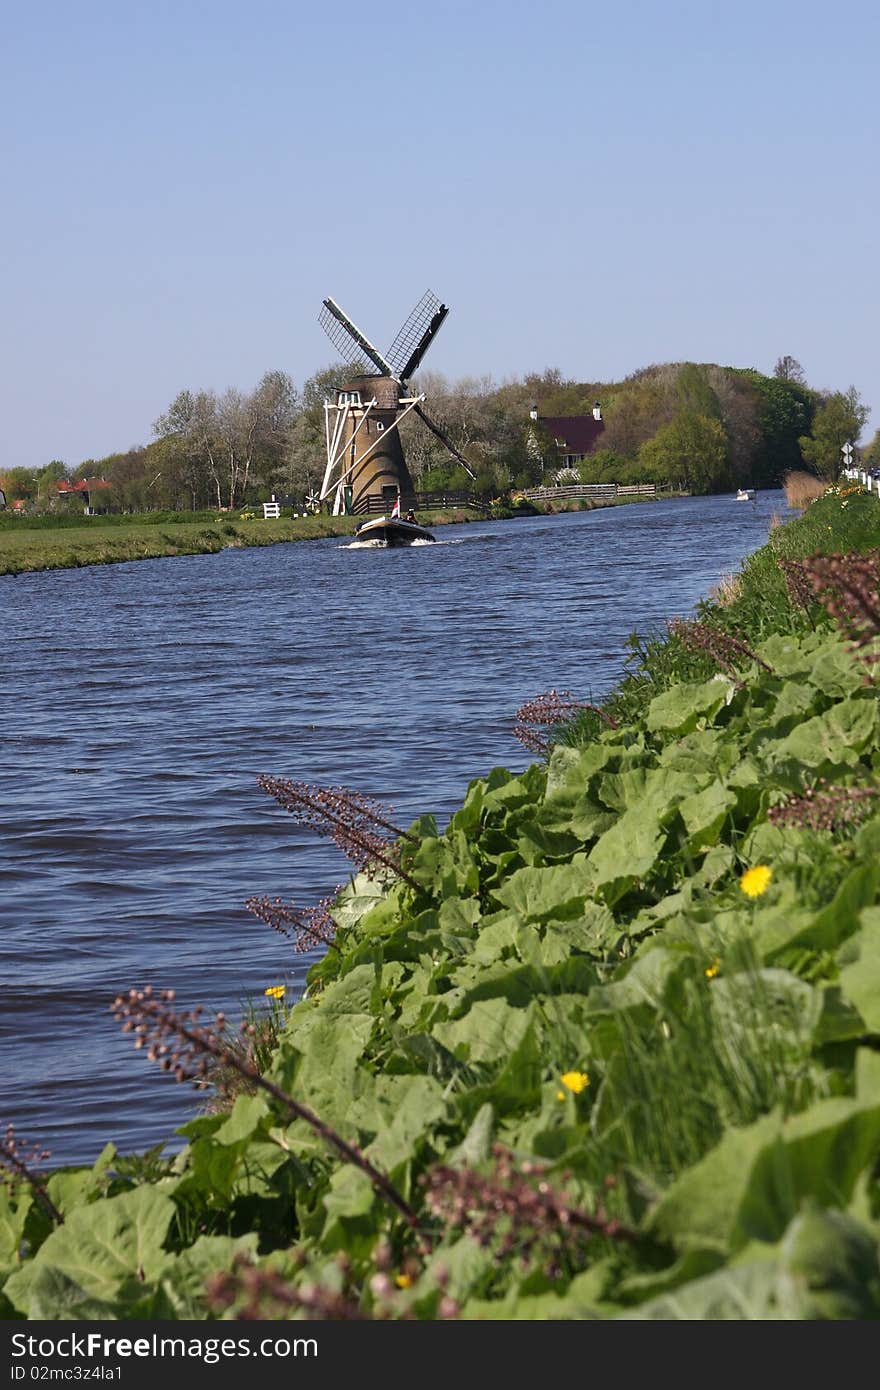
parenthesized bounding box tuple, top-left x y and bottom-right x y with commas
(0, 494, 664, 576)
(4, 485, 879, 1321)
(0, 512, 362, 576)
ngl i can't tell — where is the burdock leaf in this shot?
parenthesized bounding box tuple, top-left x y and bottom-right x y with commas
(837, 910, 880, 1032)
(3, 1187, 174, 1312)
(157, 1233, 261, 1319)
(490, 857, 593, 919)
(432, 997, 533, 1064)
(587, 805, 666, 906)
(446, 1103, 495, 1167)
(766, 697, 877, 770)
(645, 677, 737, 736)
(678, 781, 737, 850)
(646, 1084, 880, 1255)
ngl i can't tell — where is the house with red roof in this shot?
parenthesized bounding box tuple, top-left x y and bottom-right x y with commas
(54, 477, 112, 514)
(527, 403, 606, 472)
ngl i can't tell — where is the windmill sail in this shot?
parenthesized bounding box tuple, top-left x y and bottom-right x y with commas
(413, 404, 476, 480)
(319, 298, 395, 376)
(385, 290, 449, 383)
(318, 288, 475, 515)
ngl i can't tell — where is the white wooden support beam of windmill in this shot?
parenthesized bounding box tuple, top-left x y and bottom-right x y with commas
(323, 394, 427, 514)
(324, 401, 380, 513)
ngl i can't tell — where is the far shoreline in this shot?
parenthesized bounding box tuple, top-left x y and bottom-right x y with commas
(0, 493, 675, 578)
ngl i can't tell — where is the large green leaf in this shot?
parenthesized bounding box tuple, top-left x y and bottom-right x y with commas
(214, 1094, 270, 1145)
(156, 1233, 260, 1319)
(545, 743, 614, 798)
(585, 947, 681, 1019)
(647, 1062, 880, 1256)
(490, 856, 593, 919)
(837, 909, 880, 1033)
(761, 861, 880, 958)
(409, 829, 480, 895)
(679, 781, 737, 850)
(13, 1266, 121, 1321)
(366, 1074, 448, 1169)
(627, 1206, 880, 1319)
(445, 1103, 495, 1167)
(4, 1187, 175, 1316)
(616, 1259, 788, 1319)
(777, 1203, 880, 1318)
(765, 697, 877, 771)
(645, 677, 737, 736)
(272, 1012, 375, 1130)
(0, 1186, 31, 1285)
(586, 806, 666, 906)
(330, 875, 389, 935)
(432, 997, 534, 1064)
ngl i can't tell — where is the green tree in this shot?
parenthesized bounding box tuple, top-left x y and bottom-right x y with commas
(0, 467, 38, 503)
(799, 387, 870, 482)
(774, 355, 807, 384)
(599, 377, 677, 457)
(735, 370, 815, 487)
(31, 460, 70, 508)
(153, 389, 219, 506)
(862, 428, 880, 469)
(676, 364, 721, 420)
(638, 412, 729, 493)
(578, 448, 628, 483)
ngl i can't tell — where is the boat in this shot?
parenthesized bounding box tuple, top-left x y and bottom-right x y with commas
(735, 487, 756, 501)
(353, 513, 436, 546)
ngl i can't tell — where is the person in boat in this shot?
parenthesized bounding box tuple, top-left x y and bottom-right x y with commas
(405, 509, 418, 524)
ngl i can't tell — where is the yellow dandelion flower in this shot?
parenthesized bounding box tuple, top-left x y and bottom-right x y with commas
(704, 960, 720, 979)
(559, 1070, 590, 1094)
(395, 1273, 413, 1289)
(740, 865, 773, 898)
(264, 984, 285, 999)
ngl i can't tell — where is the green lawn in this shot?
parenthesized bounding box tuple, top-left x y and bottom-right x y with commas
(0, 514, 362, 575)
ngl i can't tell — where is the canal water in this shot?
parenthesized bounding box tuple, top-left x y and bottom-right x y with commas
(1, 492, 785, 1167)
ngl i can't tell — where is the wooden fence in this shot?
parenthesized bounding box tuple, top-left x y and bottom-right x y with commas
(351, 484, 666, 516)
(519, 483, 662, 502)
(353, 491, 490, 516)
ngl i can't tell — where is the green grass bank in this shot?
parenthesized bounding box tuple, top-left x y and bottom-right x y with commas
(3, 486, 880, 1321)
(0, 494, 661, 576)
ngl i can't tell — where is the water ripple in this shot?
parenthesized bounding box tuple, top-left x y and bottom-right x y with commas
(1, 493, 784, 1164)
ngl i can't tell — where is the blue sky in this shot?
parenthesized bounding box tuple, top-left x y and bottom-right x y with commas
(2, 0, 877, 471)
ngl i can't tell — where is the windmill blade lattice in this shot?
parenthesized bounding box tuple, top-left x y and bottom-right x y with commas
(316, 286, 474, 515)
(385, 290, 448, 382)
(319, 298, 393, 376)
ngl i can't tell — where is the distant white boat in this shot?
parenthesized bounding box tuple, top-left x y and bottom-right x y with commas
(736, 488, 756, 501)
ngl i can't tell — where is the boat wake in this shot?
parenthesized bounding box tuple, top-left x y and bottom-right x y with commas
(341, 535, 466, 549)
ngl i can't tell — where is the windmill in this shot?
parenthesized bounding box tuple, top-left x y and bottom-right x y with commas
(317, 290, 475, 516)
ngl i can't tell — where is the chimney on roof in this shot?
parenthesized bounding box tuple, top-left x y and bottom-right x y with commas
(592, 401, 602, 421)
(529, 405, 538, 421)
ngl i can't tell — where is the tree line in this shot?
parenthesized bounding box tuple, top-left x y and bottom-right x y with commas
(2, 355, 875, 513)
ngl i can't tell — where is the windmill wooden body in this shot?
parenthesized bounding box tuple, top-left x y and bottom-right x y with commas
(318, 290, 474, 517)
